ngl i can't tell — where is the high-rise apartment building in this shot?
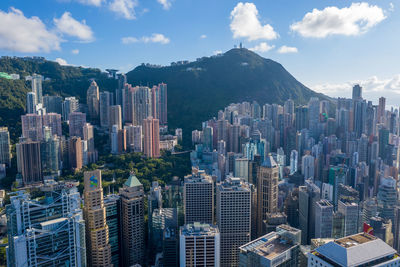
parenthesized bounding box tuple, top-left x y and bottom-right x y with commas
(21, 113, 43, 141)
(6, 181, 86, 267)
(69, 112, 86, 138)
(119, 173, 145, 266)
(143, 116, 160, 158)
(239, 225, 301, 267)
(151, 83, 168, 125)
(26, 92, 36, 114)
(109, 105, 122, 130)
(180, 223, 220, 267)
(217, 177, 251, 267)
(0, 127, 11, 167)
(99, 91, 113, 127)
(133, 86, 152, 125)
(68, 136, 83, 171)
(31, 74, 43, 104)
(83, 170, 112, 267)
(184, 169, 214, 225)
(43, 95, 63, 114)
(42, 112, 62, 136)
(62, 97, 79, 121)
(308, 233, 400, 266)
(16, 140, 42, 185)
(256, 154, 279, 236)
(352, 84, 363, 100)
(87, 81, 100, 120)
(124, 124, 143, 152)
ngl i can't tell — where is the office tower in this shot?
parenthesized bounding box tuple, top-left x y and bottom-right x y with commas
(290, 149, 298, 174)
(217, 177, 251, 267)
(393, 206, 400, 252)
(31, 74, 43, 104)
(363, 198, 378, 223)
(315, 199, 333, 238)
(180, 223, 220, 267)
(148, 181, 162, 243)
(299, 181, 321, 244)
(124, 124, 143, 152)
(308, 233, 400, 266)
(104, 194, 121, 267)
(378, 96, 386, 123)
(133, 86, 152, 125)
(143, 116, 160, 158)
(202, 125, 213, 152)
(229, 124, 241, 153)
(377, 176, 397, 223)
(16, 140, 42, 185)
(119, 173, 145, 266)
(87, 80, 100, 120)
(109, 105, 122, 130)
(83, 170, 112, 267)
(26, 92, 36, 114)
(6, 181, 86, 267)
(41, 133, 60, 175)
(295, 106, 309, 130)
(163, 227, 178, 267)
(235, 158, 249, 181)
(184, 169, 214, 224)
(352, 84, 362, 100)
(42, 112, 62, 136)
(69, 112, 86, 138)
(0, 127, 11, 167)
(338, 200, 359, 236)
(302, 154, 315, 180)
(353, 99, 367, 137)
(379, 127, 389, 160)
(99, 91, 113, 127)
(43, 95, 63, 114)
(21, 113, 43, 141)
(151, 208, 178, 255)
(68, 136, 83, 171)
(256, 154, 279, 236)
(264, 212, 288, 234)
(111, 125, 119, 154)
(239, 225, 301, 267)
(62, 96, 79, 121)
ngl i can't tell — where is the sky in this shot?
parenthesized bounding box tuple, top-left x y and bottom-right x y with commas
(0, 0, 400, 105)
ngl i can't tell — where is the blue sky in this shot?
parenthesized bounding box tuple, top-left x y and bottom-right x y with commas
(0, 0, 399, 104)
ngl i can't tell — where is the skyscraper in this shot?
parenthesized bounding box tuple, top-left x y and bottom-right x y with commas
(99, 91, 113, 127)
(109, 105, 122, 130)
(68, 136, 83, 171)
(151, 83, 168, 125)
(338, 200, 359, 236)
(184, 168, 214, 224)
(180, 223, 220, 267)
(43, 95, 63, 114)
(6, 181, 86, 267)
(315, 199, 333, 238)
(256, 154, 279, 236)
(26, 92, 36, 114)
(21, 113, 43, 141)
(83, 170, 112, 267)
(69, 112, 86, 138)
(0, 127, 11, 167)
(124, 124, 143, 152)
(352, 84, 362, 100)
(42, 112, 62, 136)
(119, 173, 145, 266)
(104, 194, 121, 267)
(217, 177, 251, 267)
(87, 80, 100, 120)
(378, 96, 386, 123)
(143, 116, 160, 158)
(133, 86, 152, 125)
(62, 96, 79, 121)
(31, 74, 43, 104)
(16, 140, 42, 185)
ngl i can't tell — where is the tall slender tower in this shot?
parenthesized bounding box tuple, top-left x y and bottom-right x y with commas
(83, 170, 112, 267)
(143, 116, 160, 158)
(120, 173, 145, 266)
(87, 81, 100, 120)
(31, 74, 43, 104)
(256, 154, 279, 236)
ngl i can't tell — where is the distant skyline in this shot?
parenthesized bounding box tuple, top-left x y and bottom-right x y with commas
(0, 0, 399, 105)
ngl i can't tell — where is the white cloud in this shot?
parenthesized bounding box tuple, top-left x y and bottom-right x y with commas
(0, 7, 61, 53)
(389, 2, 395, 11)
(71, 49, 79, 54)
(54, 12, 94, 42)
(290, 2, 386, 38)
(157, 0, 172, 10)
(109, 0, 138, 20)
(55, 58, 69, 65)
(230, 2, 278, 41)
(277, 45, 298, 54)
(213, 50, 223, 55)
(122, 33, 170, 44)
(77, 0, 104, 6)
(200, 34, 207, 39)
(311, 74, 400, 106)
(249, 42, 274, 53)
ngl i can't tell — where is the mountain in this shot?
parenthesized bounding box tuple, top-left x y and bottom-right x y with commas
(126, 48, 328, 141)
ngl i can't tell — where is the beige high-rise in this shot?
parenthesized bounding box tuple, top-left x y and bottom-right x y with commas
(87, 81, 100, 120)
(143, 116, 160, 158)
(83, 170, 112, 267)
(256, 154, 279, 236)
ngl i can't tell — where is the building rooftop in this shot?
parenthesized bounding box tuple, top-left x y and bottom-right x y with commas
(217, 176, 250, 192)
(312, 233, 398, 267)
(261, 154, 278, 168)
(124, 173, 142, 188)
(181, 222, 219, 236)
